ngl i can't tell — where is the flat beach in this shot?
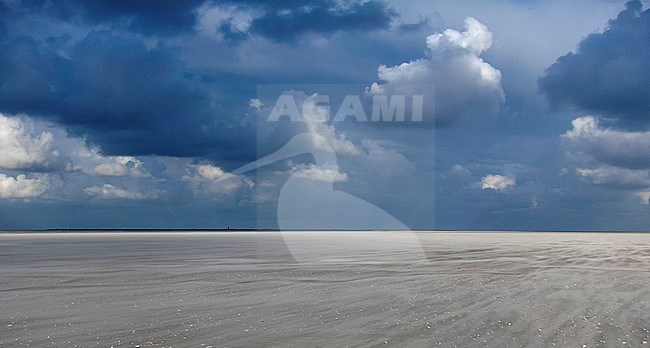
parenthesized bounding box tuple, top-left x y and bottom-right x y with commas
(1, 232, 649, 347)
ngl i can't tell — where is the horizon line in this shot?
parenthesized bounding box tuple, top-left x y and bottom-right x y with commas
(0, 228, 649, 234)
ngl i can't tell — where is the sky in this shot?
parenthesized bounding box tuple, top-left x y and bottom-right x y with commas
(0, 0, 649, 231)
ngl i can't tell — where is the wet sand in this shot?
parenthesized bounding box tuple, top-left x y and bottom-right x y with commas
(1, 231, 649, 347)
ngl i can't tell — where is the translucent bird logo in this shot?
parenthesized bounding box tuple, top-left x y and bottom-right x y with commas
(224, 95, 428, 263)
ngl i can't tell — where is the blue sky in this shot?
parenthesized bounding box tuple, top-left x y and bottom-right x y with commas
(0, 0, 649, 231)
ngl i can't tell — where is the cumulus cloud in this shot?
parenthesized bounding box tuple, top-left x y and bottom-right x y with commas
(0, 114, 61, 170)
(84, 184, 159, 200)
(195, 2, 258, 40)
(0, 113, 151, 177)
(301, 94, 362, 156)
(195, 164, 231, 181)
(563, 115, 650, 203)
(563, 116, 650, 169)
(182, 163, 253, 195)
(355, 140, 416, 177)
(480, 174, 515, 191)
(562, 115, 600, 140)
(291, 163, 348, 183)
(73, 148, 150, 178)
(449, 164, 472, 179)
(249, 98, 264, 110)
(0, 114, 166, 203)
(635, 191, 650, 205)
(0, 173, 49, 199)
(258, 91, 362, 156)
(539, 1, 650, 125)
(368, 17, 504, 125)
(0, 113, 258, 204)
(91, 157, 148, 177)
(575, 167, 650, 188)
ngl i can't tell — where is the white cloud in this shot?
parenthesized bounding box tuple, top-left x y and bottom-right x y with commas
(359, 140, 416, 177)
(89, 155, 149, 177)
(562, 116, 650, 204)
(291, 163, 348, 183)
(449, 163, 472, 179)
(69, 143, 150, 177)
(182, 163, 254, 195)
(426, 17, 494, 56)
(563, 116, 599, 140)
(575, 166, 650, 188)
(0, 114, 61, 170)
(83, 184, 158, 200)
(0, 173, 49, 199)
(301, 94, 362, 156)
(635, 191, 650, 205)
(195, 164, 230, 181)
(0, 113, 150, 178)
(563, 116, 650, 169)
(480, 174, 515, 191)
(368, 17, 504, 124)
(249, 98, 264, 110)
(195, 2, 258, 40)
(258, 91, 361, 156)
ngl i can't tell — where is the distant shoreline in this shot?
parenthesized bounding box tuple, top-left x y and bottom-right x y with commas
(0, 229, 649, 234)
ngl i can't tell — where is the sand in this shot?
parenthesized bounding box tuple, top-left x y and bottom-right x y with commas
(1, 231, 649, 347)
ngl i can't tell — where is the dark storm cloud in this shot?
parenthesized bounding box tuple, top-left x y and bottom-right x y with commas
(8, 0, 395, 40)
(244, 0, 396, 42)
(0, 20, 6, 40)
(13, 0, 206, 36)
(0, 1, 6, 40)
(0, 31, 254, 160)
(398, 17, 431, 33)
(538, 1, 650, 126)
(0, 0, 396, 164)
